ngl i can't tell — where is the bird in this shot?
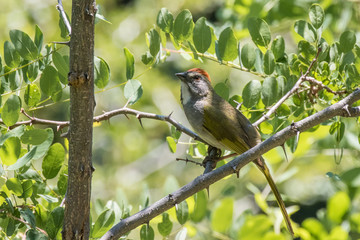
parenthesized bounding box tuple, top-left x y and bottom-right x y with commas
(175, 68, 294, 236)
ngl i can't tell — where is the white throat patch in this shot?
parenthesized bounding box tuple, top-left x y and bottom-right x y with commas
(181, 81, 192, 105)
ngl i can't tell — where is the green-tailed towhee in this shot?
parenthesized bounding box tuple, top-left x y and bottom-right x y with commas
(175, 68, 294, 236)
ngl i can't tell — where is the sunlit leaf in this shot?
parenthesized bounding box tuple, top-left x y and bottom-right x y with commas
(214, 82, 229, 100)
(339, 30, 356, 53)
(309, 4, 324, 29)
(9, 29, 38, 61)
(211, 197, 233, 233)
(124, 47, 135, 80)
(149, 29, 161, 57)
(327, 191, 350, 223)
(124, 79, 143, 105)
(176, 200, 189, 225)
(294, 20, 317, 43)
(158, 213, 173, 237)
(166, 136, 177, 153)
(218, 27, 238, 61)
(140, 224, 154, 240)
(6, 178, 23, 196)
(2, 95, 21, 127)
(94, 56, 110, 89)
(193, 17, 211, 53)
(0, 137, 21, 165)
(173, 9, 194, 42)
(4, 41, 21, 68)
(271, 36, 285, 60)
(248, 17, 271, 47)
(242, 80, 261, 108)
(24, 83, 41, 107)
(42, 143, 65, 179)
(241, 43, 256, 69)
(92, 209, 115, 238)
(157, 8, 173, 33)
(263, 50, 275, 75)
(40, 66, 60, 96)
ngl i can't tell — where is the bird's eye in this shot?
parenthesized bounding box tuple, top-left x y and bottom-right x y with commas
(193, 75, 200, 80)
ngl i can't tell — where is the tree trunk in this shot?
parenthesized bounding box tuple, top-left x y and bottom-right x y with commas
(63, 0, 96, 239)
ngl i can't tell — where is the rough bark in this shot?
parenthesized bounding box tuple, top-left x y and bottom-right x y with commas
(62, 0, 96, 239)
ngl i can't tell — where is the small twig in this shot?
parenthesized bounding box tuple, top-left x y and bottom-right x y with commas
(52, 41, 70, 46)
(7, 213, 48, 237)
(176, 158, 203, 166)
(304, 76, 347, 95)
(56, 0, 71, 35)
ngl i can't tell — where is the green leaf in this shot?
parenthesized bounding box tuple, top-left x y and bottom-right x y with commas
(21, 129, 48, 145)
(25, 61, 39, 82)
(218, 27, 238, 61)
(140, 224, 154, 240)
(170, 126, 181, 140)
(0, 125, 25, 146)
(32, 128, 54, 160)
(294, 20, 317, 43)
(148, 29, 161, 57)
(158, 213, 173, 237)
(124, 47, 135, 80)
(24, 84, 41, 107)
(241, 43, 256, 69)
(6, 178, 23, 196)
(309, 4, 324, 29)
(20, 208, 36, 228)
(94, 57, 110, 89)
(57, 167, 68, 195)
(46, 207, 64, 239)
(191, 190, 207, 222)
(242, 80, 261, 108)
(238, 215, 273, 239)
(21, 179, 34, 199)
(2, 95, 21, 127)
(254, 48, 264, 73)
(214, 82, 229, 100)
(92, 209, 115, 238)
(124, 79, 143, 105)
(248, 17, 271, 47)
(166, 136, 177, 153)
(336, 121, 345, 143)
(26, 229, 48, 240)
(176, 200, 189, 225)
(327, 191, 350, 223)
(211, 197, 233, 233)
(193, 17, 211, 53)
(9, 29, 38, 61)
(0, 137, 21, 165)
(262, 76, 278, 107)
(339, 30, 356, 53)
(7, 146, 37, 171)
(34, 25, 43, 54)
(40, 66, 60, 96)
(271, 36, 285, 60)
(42, 143, 65, 179)
(52, 51, 69, 84)
(51, 80, 63, 102)
(263, 50, 275, 75)
(298, 40, 316, 60)
(38, 194, 58, 203)
(4, 41, 21, 68)
(157, 8, 173, 33)
(173, 9, 194, 42)
(175, 228, 187, 240)
(7, 66, 21, 90)
(141, 51, 154, 65)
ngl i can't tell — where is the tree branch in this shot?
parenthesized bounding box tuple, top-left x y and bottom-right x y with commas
(100, 88, 360, 240)
(56, 0, 71, 35)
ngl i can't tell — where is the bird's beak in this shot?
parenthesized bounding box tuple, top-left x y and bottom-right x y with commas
(175, 72, 187, 81)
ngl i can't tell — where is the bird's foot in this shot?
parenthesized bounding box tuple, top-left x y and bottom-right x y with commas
(202, 146, 222, 172)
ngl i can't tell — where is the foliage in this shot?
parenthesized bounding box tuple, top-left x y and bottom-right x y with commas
(0, 0, 359, 239)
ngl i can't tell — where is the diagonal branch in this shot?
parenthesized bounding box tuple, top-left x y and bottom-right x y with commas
(253, 48, 321, 127)
(100, 88, 360, 240)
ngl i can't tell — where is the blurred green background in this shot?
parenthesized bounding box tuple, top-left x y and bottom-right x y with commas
(1, 0, 360, 239)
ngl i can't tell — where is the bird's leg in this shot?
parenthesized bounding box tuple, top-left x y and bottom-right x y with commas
(202, 146, 222, 170)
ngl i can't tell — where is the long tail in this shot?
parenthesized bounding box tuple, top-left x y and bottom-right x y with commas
(254, 157, 294, 237)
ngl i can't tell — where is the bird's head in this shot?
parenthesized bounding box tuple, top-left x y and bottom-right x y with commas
(175, 68, 213, 103)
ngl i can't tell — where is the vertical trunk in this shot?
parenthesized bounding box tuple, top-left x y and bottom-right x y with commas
(63, 0, 96, 239)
